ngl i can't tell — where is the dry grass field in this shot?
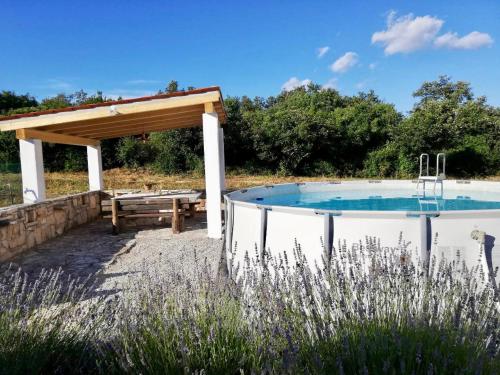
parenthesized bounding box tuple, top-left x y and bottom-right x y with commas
(44, 168, 500, 196)
(1, 168, 499, 207)
(44, 168, 331, 197)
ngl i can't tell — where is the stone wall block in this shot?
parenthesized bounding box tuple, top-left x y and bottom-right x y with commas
(26, 232, 36, 248)
(49, 224, 56, 239)
(89, 195, 97, 209)
(0, 227, 7, 241)
(0, 191, 102, 262)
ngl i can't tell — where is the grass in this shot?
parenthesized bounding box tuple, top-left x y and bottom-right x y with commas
(45, 168, 334, 196)
(0, 241, 499, 374)
(0, 168, 331, 207)
(0, 174, 22, 207)
(2, 167, 499, 205)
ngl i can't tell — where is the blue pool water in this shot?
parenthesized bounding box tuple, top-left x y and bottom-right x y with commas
(251, 190, 500, 211)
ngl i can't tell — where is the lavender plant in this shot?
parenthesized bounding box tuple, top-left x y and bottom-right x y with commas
(0, 239, 498, 374)
(0, 267, 104, 374)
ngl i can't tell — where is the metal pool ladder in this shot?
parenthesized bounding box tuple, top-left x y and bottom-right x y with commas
(416, 153, 446, 195)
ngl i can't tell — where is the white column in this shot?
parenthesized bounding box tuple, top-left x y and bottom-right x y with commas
(203, 112, 223, 238)
(87, 145, 104, 191)
(19, 139, 46, 204)
(218, 127, 226, 191)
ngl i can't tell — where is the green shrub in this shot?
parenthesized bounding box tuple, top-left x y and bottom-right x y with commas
(149, 129, 204, 174)
(63, 148, 87, 172)
(116, 137, 156, 168)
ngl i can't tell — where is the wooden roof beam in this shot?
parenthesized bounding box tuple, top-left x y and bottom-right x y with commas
(204, 102, 215, 113)
(16, 128, 100, 146)
(59, 113, 205, 137)
(40, 105, 208, 132)
(95, 122, 201, 140)
(1, 91, 221, 131)
(87, 118, 202, 139)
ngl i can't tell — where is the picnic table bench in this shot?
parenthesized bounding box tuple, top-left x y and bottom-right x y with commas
(101, 192, 201, 234)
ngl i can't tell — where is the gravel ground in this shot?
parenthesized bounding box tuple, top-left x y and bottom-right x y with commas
(1, 215, 225, 295)
(99, 217, 225, 293)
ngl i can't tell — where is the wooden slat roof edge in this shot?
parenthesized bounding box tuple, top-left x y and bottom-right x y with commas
(0, 86, 225, 125)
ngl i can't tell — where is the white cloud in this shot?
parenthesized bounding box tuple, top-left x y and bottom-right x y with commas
(322, 78, 338, 90)
(371, 12, 443, 55)
(317, 46, 330, 58)
(368, 62, 377, 70)
(330, 52, 358, 73)
(281, 77, 312, 92)
(372, 11, 494, 55)
(434, 31, 493, 49)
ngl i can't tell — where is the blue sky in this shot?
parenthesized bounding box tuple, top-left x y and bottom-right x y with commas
(1, 0, 498, 112)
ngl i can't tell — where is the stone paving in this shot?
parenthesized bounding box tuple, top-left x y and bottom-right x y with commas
(0, 215, 224, 294)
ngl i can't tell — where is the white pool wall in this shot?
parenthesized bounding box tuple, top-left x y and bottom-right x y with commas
(225, 180, 500, 283)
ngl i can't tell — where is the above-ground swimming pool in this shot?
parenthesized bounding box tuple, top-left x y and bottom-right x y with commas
(224, 180, 500, 282)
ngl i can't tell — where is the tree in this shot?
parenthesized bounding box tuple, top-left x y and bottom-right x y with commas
(116, 137, 156, 169)
(366, 76, 500, 177)
(166, 80, 179, 93)
(0, 91, 38, 115)
(40, 93, 73, 109)
(149, 128, 204, 174)
(413, 75, 473, 105)
(0, 91, 39, 167)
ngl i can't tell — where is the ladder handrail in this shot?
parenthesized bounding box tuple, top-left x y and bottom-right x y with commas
(436, 153, 446, 178)
(417, 152, 446, 196)
(419, 153, 429, 177)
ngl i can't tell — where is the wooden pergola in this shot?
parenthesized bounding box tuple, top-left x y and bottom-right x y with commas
(0, 87, 227, 238)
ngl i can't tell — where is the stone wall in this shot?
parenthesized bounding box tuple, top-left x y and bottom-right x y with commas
(0, 191, 102, 262)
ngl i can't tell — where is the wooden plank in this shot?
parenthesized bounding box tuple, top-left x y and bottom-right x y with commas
(179, 213, 185, 232)
(16, 128, 100, 146)
(0, 91, 221, 131)
(119, 205, 174, 211)
(118, 199, 182, 205)
(111, 198, 119, 234)
(40, 103, 224, 134)
(132, 209, 175, 214)
(95, 122, 201, 140)
(104, 213, 179, 219)
(102, 197, 192, 206)
(73, 116, 202, 139)
(172, 198, 180, 234)
(77, 114, 224, 139)
(102, 214, 127, 219)
(188, 202, 197, 218)
(71, 119, 201, 140)
(41, 105, 206, 132)
(204, 102, 215, 113)
(103, 205, 176, 212)
(123, 213, 174, 218)
(67, 113, 204, 137)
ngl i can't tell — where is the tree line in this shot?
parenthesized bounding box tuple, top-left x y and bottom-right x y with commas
(1, 77, 498, 177)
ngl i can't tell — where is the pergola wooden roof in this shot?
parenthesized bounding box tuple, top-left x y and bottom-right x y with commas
(0, 87, 226, 146)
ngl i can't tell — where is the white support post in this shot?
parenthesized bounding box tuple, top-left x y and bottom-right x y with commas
(87, 145, 104, 191)
(19, 139, 46, 204)
(218, 127, 226, 191)
(202, 112, 223, 239)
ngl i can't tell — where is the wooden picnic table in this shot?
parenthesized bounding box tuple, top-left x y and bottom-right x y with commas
(101, 192, 201, 234)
